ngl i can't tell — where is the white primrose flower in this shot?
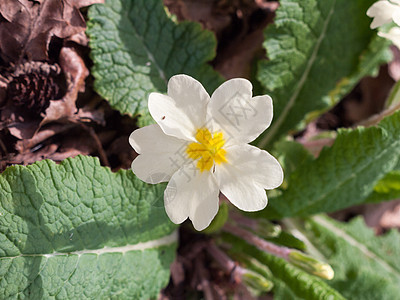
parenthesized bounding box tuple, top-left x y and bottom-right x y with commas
(367, 0, 400, 29)
(129, 75, 283, 231)
(379, 27, 400, 48)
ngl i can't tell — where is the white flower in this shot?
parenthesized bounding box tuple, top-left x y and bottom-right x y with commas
(129, 75, 283, 231)
(367, 0, 400, 29)
(378, 26, 400, 48)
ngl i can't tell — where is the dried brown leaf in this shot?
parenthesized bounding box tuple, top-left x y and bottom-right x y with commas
(7, 143, 60, 165)
(67, 31, 89, 46)
(1, 106, 41, 139)
(15, 123, 75, 153)
(0, 0, 103, 63)
(5, 124, 99, 166)
(41, 46, 89, 125)
(76, 106, 105, 126)
(1, 46, 88, 140)
(0, 77, 7, 107)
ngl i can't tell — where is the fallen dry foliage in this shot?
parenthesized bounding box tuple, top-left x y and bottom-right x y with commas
(0, 0, 102, 62)
(0, 0, 139, 171)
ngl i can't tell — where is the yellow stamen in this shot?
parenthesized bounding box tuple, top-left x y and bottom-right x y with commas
(186, 128, 227, 172)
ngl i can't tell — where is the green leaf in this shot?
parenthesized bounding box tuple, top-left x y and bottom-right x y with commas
(263, 111, 400, 219)
(222, 233, 345, 300)
(257, 0, 391, 147)
(87, 0, 223, 123)
(306, 215, 400, 299)
(0, 156, 177, 299)
(273, 140, 314, 180)
(365, 170, 400, 203)
(272, 281, 305, 300)
(265, 231, 307, 252)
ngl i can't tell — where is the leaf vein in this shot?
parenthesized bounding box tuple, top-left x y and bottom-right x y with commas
(259, 0, 336, 147)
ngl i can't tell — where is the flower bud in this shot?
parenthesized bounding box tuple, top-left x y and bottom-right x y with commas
(288, 251, 334, 280)
(241, 269, 274, 293)
(255, 219, 282, 238)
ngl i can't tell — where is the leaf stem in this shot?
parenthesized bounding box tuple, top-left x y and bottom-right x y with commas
(223, 221, 334, 280)
(230, 212, 282, 238)
(223, 223, 290, 260)
(206, 242, 238, 276)
(281, 218, 326, 261)
(206, 242, 274, 292)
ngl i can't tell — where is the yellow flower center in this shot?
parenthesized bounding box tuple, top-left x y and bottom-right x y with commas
(186, 128, 227, 172)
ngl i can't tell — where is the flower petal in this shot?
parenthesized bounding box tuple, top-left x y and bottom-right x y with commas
(189, 187, 220, 231)
(129, 124, 186, 154)
(208, 79, 273, 144)
(148, 93, 196, 141)
(129, 124, 188, 183)
(367, 1, 396, 29)
(131, 154, 177, 184)
(167, 74, 210, 129)
(392, 9, 400, 26)
(218, 177, 268, 212)
(148, 75, 209, 141)
(215, 144, 283, 211)
(164, 163, 219, 230)
(379, 27, 400, 49)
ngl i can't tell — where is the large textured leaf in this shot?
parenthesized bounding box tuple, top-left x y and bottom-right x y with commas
(87, 0, 223, 124)
(264, 111, 400, 219)
(0, 156, 177, 299)
(306, 215, 400, 299)
(257, 0, 391, 147)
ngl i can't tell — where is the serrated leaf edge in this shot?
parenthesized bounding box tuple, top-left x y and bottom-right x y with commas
(283, 119, 400, 217)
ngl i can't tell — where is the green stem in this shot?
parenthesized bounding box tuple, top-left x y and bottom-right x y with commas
(281, 218, 327, 261)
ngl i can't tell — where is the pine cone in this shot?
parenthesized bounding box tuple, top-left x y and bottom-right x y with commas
(5, 61, 63, 114)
